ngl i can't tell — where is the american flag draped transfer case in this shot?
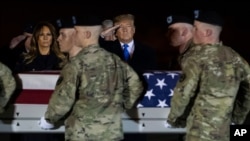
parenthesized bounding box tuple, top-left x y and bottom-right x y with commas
(138, 71, 181, 108)
(0, 71, 186, 133)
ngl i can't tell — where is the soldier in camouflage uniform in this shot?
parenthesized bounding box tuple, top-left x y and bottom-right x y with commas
(0, 62, 16, 113)
(41, 15, 144, 141)
(166, 12, 194, 55)
(165, 11, 195, 71)
(167, 10, 250, 141)
(165, 12, 195, 128)
(38, 16, 83, 141)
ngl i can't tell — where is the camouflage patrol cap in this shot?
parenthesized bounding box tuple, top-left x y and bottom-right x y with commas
(195, 10, 224, 26)
(56, 15, 77, 29)
(166, 10, 195, 27)
(75, 14, 102, 26)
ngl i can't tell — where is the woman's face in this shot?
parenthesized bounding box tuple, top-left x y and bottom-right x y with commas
(37, 26, 52, 48)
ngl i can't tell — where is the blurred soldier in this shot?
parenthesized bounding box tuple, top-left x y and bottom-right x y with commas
(0, 23, 34, 71)
(0, 62, 16, 113)
(101, 19, 117, 41)
(55, 16, 83, 59)
(165, 12, 196, 141)
(166, 13, 194, 54)
(9, 23, 34, 50)
(37, 16, 82, 141)
(167, 10, 250, 141)
(39, 15, 143, 141)
(165, 11, 194, 70)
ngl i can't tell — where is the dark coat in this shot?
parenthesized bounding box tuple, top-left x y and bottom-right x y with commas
(99, 38, 158, 75)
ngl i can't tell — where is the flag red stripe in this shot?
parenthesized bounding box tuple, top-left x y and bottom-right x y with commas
(14, 90, 53, 104)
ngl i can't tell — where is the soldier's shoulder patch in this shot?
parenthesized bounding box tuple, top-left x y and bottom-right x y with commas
(179, 73, 186, 82)
(56, 76, 63, 86)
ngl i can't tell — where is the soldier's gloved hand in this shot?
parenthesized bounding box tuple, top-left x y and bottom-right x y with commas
(165, 118, 185, 128)
(164, 120, 173, 128)
(38, 116, 54, 130)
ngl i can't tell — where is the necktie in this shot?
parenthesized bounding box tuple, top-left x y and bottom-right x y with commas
(123, 44, 130, 61)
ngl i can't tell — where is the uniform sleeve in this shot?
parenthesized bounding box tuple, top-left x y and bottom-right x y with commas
(232, 59, 250, 124)
(167, 58, 201, 125)
(0, 63, 16, 113)
(45, 64, 78, 123)
(123, 64, 144, 109)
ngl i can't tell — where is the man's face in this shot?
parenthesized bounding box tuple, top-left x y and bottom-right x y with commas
(193, 21, 204, 44)
(115, 19, 135, 43)
(57, 28, 75, 53)
(73, 26, 85, 47)
(167, 24, 183, 47)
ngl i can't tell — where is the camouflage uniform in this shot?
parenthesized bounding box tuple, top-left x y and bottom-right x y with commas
(168, 43, 250, 141)
(0, 62, 16, 113)
(45, 45, 143, 141)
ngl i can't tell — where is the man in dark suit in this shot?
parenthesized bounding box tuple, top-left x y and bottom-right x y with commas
(100, 14, 157, 76)
(100, 13, 158, 141)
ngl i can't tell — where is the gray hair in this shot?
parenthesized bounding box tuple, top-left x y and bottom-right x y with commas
(102, 19, 114, 29)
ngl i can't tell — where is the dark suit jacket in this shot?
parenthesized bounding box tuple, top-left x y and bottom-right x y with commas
(0, 40, 30, 72)
(99, 38, 158, 75)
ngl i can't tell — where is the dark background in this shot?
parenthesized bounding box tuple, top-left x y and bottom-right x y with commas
(1, 0, 250, 69)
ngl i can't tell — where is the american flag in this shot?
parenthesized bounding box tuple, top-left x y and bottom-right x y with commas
(137, 71, 181, 108)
